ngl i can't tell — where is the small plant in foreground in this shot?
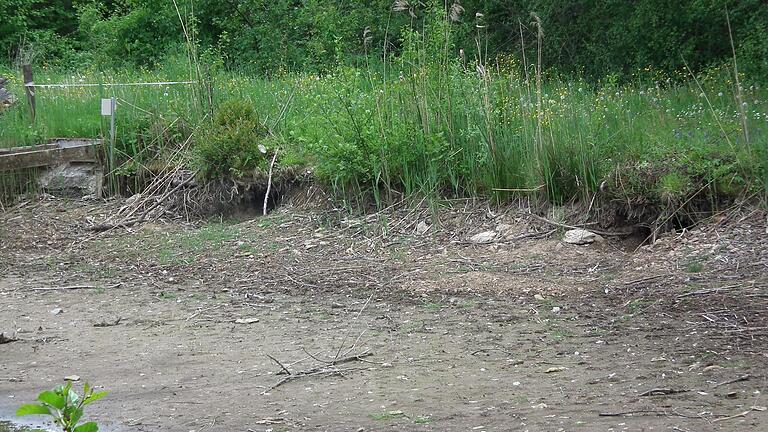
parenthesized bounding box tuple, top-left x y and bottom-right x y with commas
(17, 381, 108, 432)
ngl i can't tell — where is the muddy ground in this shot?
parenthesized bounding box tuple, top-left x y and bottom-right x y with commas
(1, 195, 766, 431)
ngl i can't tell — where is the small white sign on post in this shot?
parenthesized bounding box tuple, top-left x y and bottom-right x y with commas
(101, 97, 116, 167)
(101, 98, 115, 116)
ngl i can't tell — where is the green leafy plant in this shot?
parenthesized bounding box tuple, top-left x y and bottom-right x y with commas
(17, 382, 108, 432)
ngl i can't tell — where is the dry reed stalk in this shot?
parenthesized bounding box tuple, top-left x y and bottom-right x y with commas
(531, 13, 544, 163)
(725, 8, 750, 151)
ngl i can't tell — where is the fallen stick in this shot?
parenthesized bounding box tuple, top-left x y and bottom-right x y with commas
(32, 283, 121, 291)
(261, 352, 373, 395)
(713, 410, 752, 423)
(598, 409, 700, 419)
(266, 354, 292, 376)
(713, 374, 750, 388)
(263, 150, 278, 216)
(677, 285, 740, 299)
(639, 388, 689, 397)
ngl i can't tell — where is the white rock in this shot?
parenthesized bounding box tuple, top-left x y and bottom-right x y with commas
(563, 229, 603, 245)
(469, 231, 497, 244)
(416, 221, 430, 235)
(64, 375, 80, 382)
(234, 318, 260, 324)
(551, 306, 561, 313)
(533, 294, 545, 301)
(50, 308, 63, 315)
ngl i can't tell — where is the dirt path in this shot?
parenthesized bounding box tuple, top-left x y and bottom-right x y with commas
(1, 197, 766, 431)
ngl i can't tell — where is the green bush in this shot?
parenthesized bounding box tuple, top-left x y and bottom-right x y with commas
(194, 99, 271, 178)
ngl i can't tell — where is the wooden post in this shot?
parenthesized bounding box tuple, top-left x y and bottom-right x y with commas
(22, 64, 35, 122)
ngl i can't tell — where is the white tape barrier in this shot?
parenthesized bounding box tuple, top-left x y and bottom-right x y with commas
(24, 81, 197, 88)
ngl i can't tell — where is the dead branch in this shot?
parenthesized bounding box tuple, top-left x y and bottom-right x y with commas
(713, 410, 753, 423)
(638, 388, 689, 397)
(266, 354, 292, 376)
(261, 352, 373, 395)
(32, 283, 121, 291)
(598, 409, 702, 419)
(713, 374, 750, 388)
(677, 285, 740, 298)
(334, 292, 374, 361)
(263, 150, 278, 216)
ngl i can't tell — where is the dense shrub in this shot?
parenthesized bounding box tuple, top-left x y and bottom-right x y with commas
(194, 99, 271, 178)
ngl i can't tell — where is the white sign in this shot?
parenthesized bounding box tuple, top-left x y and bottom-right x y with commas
(101, 98, 115, 116)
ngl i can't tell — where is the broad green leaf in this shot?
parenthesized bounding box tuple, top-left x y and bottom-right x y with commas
(38, 390, 66, 410)
(16, 404, 51, 416)
(82, 391, 108, 406)
(73, 421, 99, 432)
(67, 388, 80, 404)
(70, 407, 84, 425)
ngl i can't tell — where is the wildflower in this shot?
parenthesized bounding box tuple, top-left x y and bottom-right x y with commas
(718, 92, 723, 97)
(699, 93, 705, 98)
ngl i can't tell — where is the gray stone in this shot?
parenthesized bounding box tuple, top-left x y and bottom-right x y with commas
(415, 221, 430, 235)
(37, 162, 103, 198)
(469, 231, 497, 244)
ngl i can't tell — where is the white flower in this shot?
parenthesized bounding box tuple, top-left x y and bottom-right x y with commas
(718, 92, 723, 97)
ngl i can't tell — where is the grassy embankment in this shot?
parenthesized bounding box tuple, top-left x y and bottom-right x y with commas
(1, 52, 766, 219)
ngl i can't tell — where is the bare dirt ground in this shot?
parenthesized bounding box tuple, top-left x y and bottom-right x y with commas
(1, 194, 767, 432)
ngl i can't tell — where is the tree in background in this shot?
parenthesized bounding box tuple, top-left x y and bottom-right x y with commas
(1, 0, 766, 80)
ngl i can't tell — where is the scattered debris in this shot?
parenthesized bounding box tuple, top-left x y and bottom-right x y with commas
(50, 308, 63, 315)
(545, 367, 566, 373)
(93, 317, 122, 327)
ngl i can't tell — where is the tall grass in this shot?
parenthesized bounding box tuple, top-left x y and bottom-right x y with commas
(1, 5, 766, 210)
